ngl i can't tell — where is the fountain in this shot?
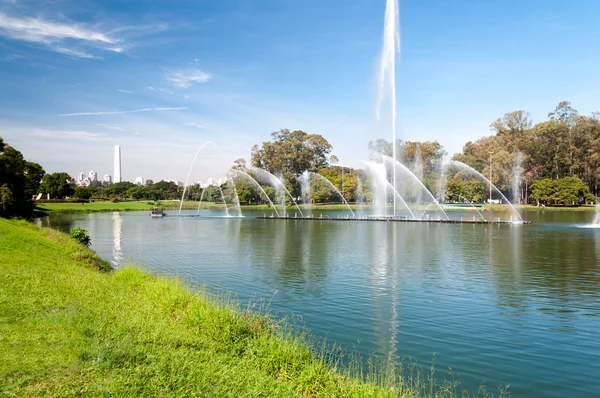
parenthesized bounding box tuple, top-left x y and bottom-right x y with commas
(299, 171, 312, 218)
(592, 198, 600, 226)
(364, 160, 415, 219)
(446, 160, 523, 222)
(229, 169, 281, 217)
(305, 171, 355, 218)
(195, 186, 207, 215)
(218, 186, 230, 216)
(178, 141, 215, 215)
(377, 0, 400, 215)
(250, 167, 304, 217)
(379, 154, 449, 220)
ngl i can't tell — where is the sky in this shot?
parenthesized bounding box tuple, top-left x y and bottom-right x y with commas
(1, 0, 599, 183)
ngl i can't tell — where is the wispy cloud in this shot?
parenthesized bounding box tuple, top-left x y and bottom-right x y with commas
(147, 86, 173, 94)
(184, 122, 207, 129)
(116, 89, 133, 94)
(33, 128, 107, 140)
(165, 68, 211, 88)
(0, 11, 122, 58)
(57, 107, 188, 117)
(95, 123, 127, 132)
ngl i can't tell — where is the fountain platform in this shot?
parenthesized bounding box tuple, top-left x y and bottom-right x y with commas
(255, 216, 531, 225)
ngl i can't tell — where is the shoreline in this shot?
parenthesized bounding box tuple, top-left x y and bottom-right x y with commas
(0, 217, 504, 397)
(35, 201, 598, 215)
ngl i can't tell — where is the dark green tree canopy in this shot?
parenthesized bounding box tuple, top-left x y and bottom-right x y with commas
(0, 137, 45, 218)
(40, 172, 75, 199)
(251, 129, 333, 176)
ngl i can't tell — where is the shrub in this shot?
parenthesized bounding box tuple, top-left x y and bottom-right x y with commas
(70, 227, 91, 247)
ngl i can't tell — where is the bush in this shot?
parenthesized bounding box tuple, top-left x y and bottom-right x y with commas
(70, 227, 91, 247)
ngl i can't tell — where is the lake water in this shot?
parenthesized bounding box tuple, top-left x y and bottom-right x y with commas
(40, 208, 600, 397)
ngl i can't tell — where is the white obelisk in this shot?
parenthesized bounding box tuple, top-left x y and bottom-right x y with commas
(114, 145, 122, 183)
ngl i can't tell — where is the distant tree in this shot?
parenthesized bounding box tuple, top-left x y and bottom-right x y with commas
(145, 179, 154, 186)
(232, 158, 247, 171)
(39, 172, 74, 199)
(548, 101, 578, 126)
(74, 186, 96, 200)
(529, 177, 594, 206)
(251, 129, 333, 176)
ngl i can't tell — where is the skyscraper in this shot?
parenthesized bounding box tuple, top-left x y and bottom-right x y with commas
(114, 145, 122, 183)
(89, 170, 98, 182)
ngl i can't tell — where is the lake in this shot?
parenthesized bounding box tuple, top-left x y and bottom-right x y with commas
(39, 208, 600, 397)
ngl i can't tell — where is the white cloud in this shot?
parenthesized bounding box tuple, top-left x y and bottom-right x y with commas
(33, 128, 107, 141)
(147, 86, 173, 94)
(95, 123, 127, 132)
(0, 11, 122, 58)
(184, 122, 207, 129)
(116, 89, 133, 94)
(57, 107, 188, 117)
(165, 68, 211, 88)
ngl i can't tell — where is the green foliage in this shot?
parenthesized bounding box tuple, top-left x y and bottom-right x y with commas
(251, 129, 333, 177)
(453, 102, 600, 199)
(529, 177, 594, 205)
(0, 137, 45, 218)
(39, 172, 74, 199)
(70, 227, 91, 246)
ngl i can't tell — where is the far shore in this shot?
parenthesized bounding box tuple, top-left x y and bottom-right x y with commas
(35, 200, 598, 215)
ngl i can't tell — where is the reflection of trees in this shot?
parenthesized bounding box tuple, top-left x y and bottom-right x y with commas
(456, 224, 600, 319)
(231, 219, 333, 298)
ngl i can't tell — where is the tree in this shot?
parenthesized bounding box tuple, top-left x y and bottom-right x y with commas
(0, 137, 45, 217)
(529, 177, 594, 206)
(39, 173, 75, 199)
(251, 129, 333, 176)
(232, 158, 247, 171)
(548, 101, 578, 126)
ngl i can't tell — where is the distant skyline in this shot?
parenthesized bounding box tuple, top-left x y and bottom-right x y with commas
(1, 0, 599, 182)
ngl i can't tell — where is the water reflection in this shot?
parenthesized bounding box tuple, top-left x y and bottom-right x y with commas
(39, 210, 600, 398)
(112, 212, 123, 268)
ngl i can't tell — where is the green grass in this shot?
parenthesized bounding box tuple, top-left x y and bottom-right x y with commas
(0, 218, 508, 397)
(35, 201, 156, 214)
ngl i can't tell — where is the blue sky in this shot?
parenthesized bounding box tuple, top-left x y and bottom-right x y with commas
(1, 0, 599, 182)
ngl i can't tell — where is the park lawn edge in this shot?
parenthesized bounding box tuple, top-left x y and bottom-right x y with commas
(0, 218, 422, 397)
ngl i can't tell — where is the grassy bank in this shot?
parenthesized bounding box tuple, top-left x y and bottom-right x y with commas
(35, 201, 156, 214)
(1, 218, 502, 397)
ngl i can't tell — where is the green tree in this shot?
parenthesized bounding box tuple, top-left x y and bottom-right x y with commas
(251, 129, 333, 176)
(0, 137, 45, 217)
(39, 173, 75, 199)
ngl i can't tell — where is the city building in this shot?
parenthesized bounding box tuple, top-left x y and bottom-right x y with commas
(88, 170, 98, 182)
(134, 176, 145, 186)
(104, 174, 112, 183)
(114, 145, 122, 183)
(76, 177, 91, 187)
(77, 172, 85, 182)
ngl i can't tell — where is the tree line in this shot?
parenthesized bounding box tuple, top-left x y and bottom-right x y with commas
(1, 102, 598, 219)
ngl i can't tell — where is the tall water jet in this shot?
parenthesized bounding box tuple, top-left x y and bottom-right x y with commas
(179, 141, 215, 215)
(378, 154, 449, 219)
(229, 169, 280, 217)
(308, 171, 355, 218)
(226, 177, 243, 217)
(249, 167, 304, 217)
(196, 186, 207, 215)
(377, 0, 400, 216)
(447, 160, 523, 222)
(412, 145, 424, 205)
(218, 186, 230, 217)
(299, 170, 312, 218)
(593, 198, 600, 226)
(511, 152, 523, 205)
(363, 160, 414, 218)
